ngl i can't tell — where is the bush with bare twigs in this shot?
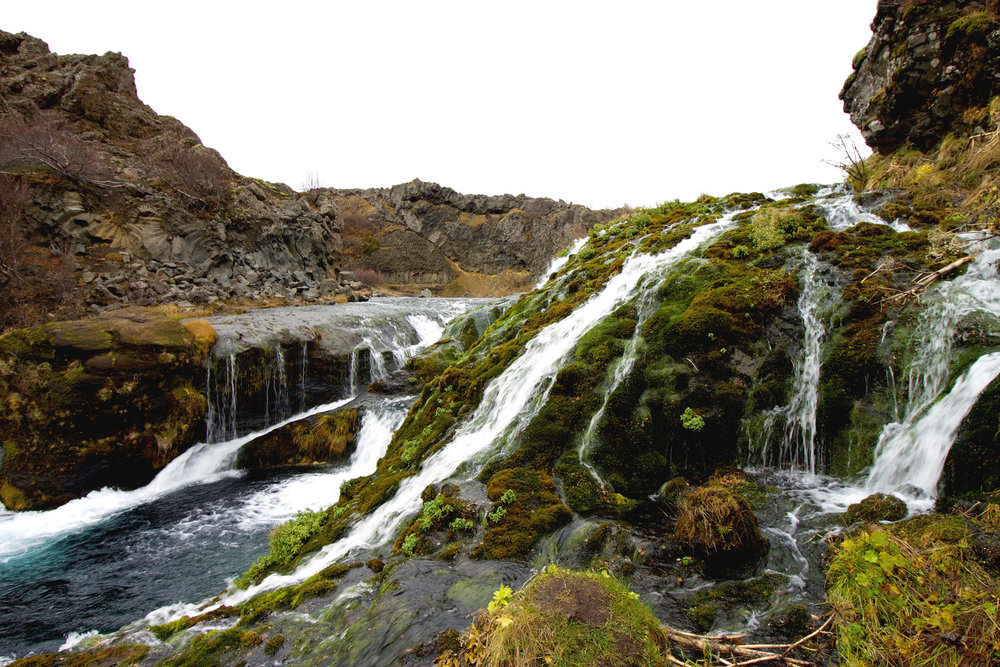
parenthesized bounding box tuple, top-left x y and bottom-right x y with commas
(152, 133, 232, 209)
(0, 110, 106, 183)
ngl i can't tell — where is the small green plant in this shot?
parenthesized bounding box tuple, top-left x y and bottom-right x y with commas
(419, 494, 452, 530)
(680, 407, 705, 432)
(732, 244, 750, 259)
(236, 510, 326, 588)
(401, 533, 419, 556)
(487, 584, 513, 613)
(499, 489, 516, 505)
(632, 213, 651, 229)
(401, 438, 421, 463)
(578, 247, 596, 260)
(449, 517, 475, 532)
(488, 506, 508, 523)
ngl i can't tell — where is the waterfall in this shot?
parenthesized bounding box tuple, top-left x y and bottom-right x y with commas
(535, 237, 587, 288)
(0, 396, 354, 562)
(205, 354, 239, 444)
(756, 250, 835, 473)
(866, 352, 1000, 498)
(206, 217, 736, 607)
(576, 268, 664, 485)
(866, 239, 1000, 498)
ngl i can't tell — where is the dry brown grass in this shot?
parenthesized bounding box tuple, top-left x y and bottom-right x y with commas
(181, 318, 217, 355)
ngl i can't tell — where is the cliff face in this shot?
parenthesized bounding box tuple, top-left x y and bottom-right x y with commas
(330, 180, 615, 292)
(841, 0, 1000, 153)
(0, 31, 611, 328)
(0, 31, 352, 330)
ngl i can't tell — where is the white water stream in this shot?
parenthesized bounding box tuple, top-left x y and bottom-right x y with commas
(865, 241, 1000, 500)
(756, 250, 837, 474)
(535, 237, 587, 289)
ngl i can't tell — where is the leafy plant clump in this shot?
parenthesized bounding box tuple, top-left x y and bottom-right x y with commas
(680, 407, 705, 431)
(236, 509, 326, 588)
(827, 516, 1000, 666)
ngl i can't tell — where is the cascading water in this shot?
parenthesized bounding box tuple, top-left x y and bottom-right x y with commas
(175, 216, 736, 614)
(866, 239, 1000, 500)
(535, 237, 587, 288)
(576, 261, 664, 485)
(0, 298, 488, 660)
(755, 250, 837, 473)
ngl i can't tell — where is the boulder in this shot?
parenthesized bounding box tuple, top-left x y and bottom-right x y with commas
(0, 307, 210, 510)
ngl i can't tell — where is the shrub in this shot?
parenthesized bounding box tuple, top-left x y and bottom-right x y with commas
(153, 132, 231, 209)
(827, 518, 1000, 666)
(401, 533, 419, 555)
(732, 244, 749, 259)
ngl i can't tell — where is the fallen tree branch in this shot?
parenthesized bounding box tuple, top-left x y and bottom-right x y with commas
(660, 616, 834, 665)
(881, 255, 975, 307)
(663, 624, 819, 665)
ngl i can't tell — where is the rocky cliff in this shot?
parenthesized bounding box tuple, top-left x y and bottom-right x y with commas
(0, 31, 355, 331)
(330, 180, 616, 294)
(841, 0, 1000, 153)
(0, 31, 611, 331)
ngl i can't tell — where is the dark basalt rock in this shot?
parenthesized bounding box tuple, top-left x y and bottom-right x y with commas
(841, 0, 1000, 153)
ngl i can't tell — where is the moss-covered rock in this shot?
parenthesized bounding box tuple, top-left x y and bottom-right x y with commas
(843, 493, 908, 525)
(673, 477, 767, 573)
(943, 375, 1000, 497)
(438, 567, 673, 667)
(235, 407, 360, 469)
(0, 307, 209, 510)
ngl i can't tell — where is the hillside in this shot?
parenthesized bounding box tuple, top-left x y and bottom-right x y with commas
(0, 30, 610, 331)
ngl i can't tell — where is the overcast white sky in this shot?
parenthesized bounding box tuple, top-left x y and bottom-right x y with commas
(6, 1, 877, 209)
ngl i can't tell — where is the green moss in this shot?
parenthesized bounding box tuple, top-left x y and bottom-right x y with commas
(235, 509, 327, 588)
(8, 644, 150, 667)
(473, 468, 572, 559)
(149, 607, 238, 641)
(852, 47, 867, 70)
(842, 493, 908, 525)
(946, 11, 997, 42)
(440, 567, 671, 667)
(238, 563, 354, 622)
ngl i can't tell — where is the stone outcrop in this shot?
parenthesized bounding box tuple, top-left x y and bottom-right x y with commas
(0, 30, 359, 330)
(330, 179, 618, 292)
(0, 307, 209, 510)
(0, 31, 614, 327)
(841, 0, 1000, 153)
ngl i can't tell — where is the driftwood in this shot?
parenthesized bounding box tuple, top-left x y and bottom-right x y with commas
(881, 255, 975, 306)
(663, 615, 833, 666)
